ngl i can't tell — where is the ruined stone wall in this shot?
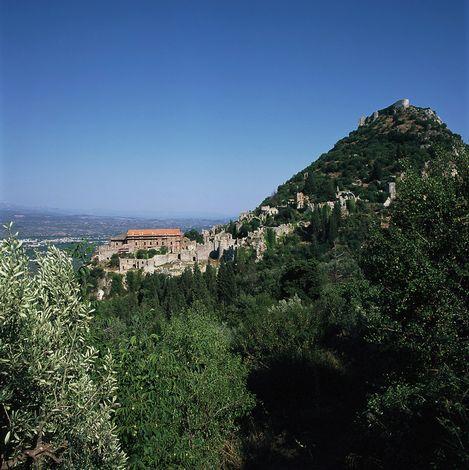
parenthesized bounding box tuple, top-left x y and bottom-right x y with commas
(119, 253, 180, 273)
(273, 224, 294, 237)
(96, 245, 118, 262)
(195, 244, 213, 261)
(393, 98, 410, 109)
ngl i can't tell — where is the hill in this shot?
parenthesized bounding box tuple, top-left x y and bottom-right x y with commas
(259, 99, 464, 211)
(5, 99, 466, 470)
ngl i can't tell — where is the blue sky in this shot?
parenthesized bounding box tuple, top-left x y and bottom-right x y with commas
(1, 0, 467, 217)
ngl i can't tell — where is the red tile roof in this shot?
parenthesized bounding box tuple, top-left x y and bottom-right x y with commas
(126, 229, 182, 237)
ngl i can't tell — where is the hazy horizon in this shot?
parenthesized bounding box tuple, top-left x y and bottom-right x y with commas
(1, 1, 467, 215)
(0, 201, 234, 220)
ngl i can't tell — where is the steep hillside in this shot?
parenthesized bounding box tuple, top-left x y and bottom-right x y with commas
(259, 99, 464, 209)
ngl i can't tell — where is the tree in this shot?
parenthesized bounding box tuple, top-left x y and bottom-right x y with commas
(304, 172, 317, 195)
(346, 198, 356, 214)
(191, 264, 209, 303)
(237, 297, 321, 364)
(370, 160, 383, 181)
(359, 147, 469, 468)
(115, 304, 254, 468)
(162, 278, 185, 316)
(280, 259, 322, 301)
(327, 202, 341, 244)
(179, 267, 195, 303)
(217, 262, 237, 305)
(0, 228, 126, 469)
(109, 272, 125, 297)
(237, 223, 250, 239)
(321, 178, 336, 200)
(203, 264, 218, 298)
(87, 265, 105, 292)
(265, 228, 276, 251)
(276, 206, 296, 224)
(109, 253, 120, 268)
(126, 269, 143, 293)
(309, 208, 322, 241)
(184, 229, 204, 244)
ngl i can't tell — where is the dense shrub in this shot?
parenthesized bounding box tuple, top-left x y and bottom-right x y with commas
(0, 228, 126, 469)
(114, 304, 254, 469)
(358, 147, 469, 468)
(237, 297, 322, 365)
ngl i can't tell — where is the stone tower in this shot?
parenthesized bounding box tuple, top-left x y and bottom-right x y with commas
(393, 98, 410, 109)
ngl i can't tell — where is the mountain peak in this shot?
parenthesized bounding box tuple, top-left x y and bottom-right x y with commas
(259, 101, 463, 212)
(358, 98, 442, 129)
(359, 98, 410, 126)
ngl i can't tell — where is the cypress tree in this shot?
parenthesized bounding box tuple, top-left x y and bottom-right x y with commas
(204, 264, 218, 299)
(327, 202, 341, 243)
(217, 262, 237, 305)
(192, 264, 209, 303)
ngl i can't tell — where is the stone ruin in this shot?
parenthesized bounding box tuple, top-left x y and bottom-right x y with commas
(95, 213, 298, 277)
(393, 98, 410, 109)
(295, 192, 309, 210)
(383, 182, 397, 207)
(95, 184, 365, 279)
(359, 98, 411, 127)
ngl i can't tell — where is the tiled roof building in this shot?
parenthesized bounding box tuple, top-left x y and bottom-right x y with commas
(109, 228, 184, 252)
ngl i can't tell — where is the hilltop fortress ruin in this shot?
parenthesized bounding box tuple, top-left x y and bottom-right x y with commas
(358, 98, 442, 128)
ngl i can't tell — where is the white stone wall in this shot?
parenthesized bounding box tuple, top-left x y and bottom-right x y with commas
(393, 98, 410, 109)
(96, 244, 117, 262)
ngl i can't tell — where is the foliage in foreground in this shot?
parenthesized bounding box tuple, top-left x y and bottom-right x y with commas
(0, 228, 126, 469)
(358, 148, 469, 468)
(4, 142, 464, 468)
(102, 304, 254, 469)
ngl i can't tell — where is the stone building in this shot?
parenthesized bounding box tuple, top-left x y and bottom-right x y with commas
(336, 188, 357, 206)
(260, 205, 279, 216)
(359, 99, 411, 128)
(120, 228, 183, 251)
(383, 182, 397, 207)
(96, 216, 299, 276)
(295, 192, 309, 209)
(96, 228, 184, 261)
(239, 211, 254, 221)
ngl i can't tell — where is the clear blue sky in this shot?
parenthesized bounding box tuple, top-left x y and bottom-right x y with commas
(1, 0, 467, 217)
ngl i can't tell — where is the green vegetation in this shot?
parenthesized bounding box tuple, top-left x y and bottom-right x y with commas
(1, 108, 467, 468)
(113, 306, 254, 468)
(135, 247, 168, 258)
(261, 104, 465, 214)
(358, 152, 469, 467)
(184, 228, 204, 244)
(226, 217, 262, 238)
(0, 226, 126, 469)
(109, 252, 120, 267)
(89, 144, 467, 468)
